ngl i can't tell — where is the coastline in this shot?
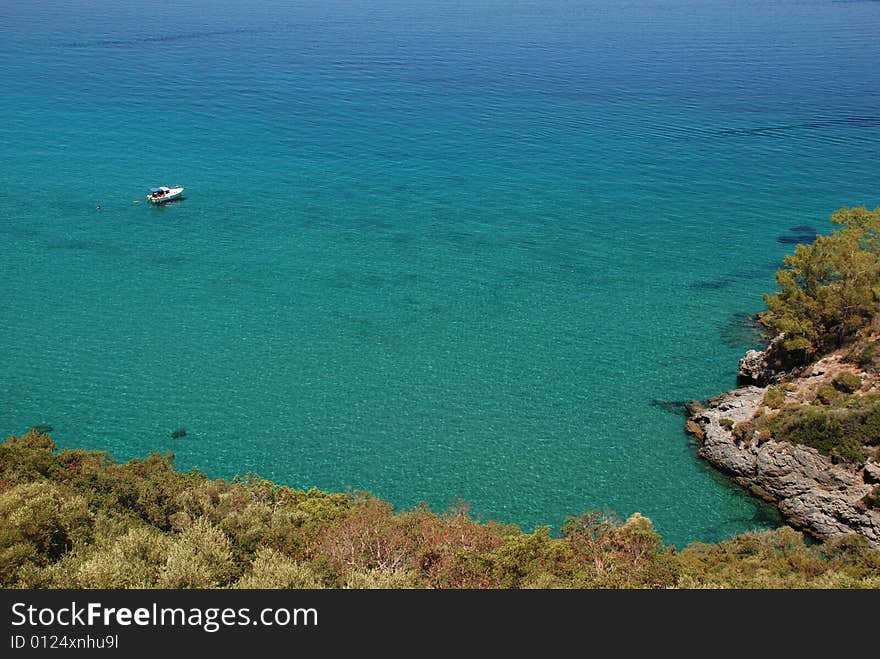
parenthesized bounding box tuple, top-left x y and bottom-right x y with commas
(3, 429, 879, 589)
(687, 352, 880, 548)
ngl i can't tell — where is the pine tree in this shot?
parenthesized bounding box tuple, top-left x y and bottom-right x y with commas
(763, 206, 880, 357)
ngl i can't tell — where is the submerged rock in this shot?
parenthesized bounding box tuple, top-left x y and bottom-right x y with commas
(171, 428, 187, 439)
(650, 399, 689, 416)
(777, 226, 817, 245)
(651, 399, 705, 417)
(31, 424, 53, 434)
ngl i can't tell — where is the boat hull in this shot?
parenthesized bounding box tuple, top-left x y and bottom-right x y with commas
(147, 187, 184, 204)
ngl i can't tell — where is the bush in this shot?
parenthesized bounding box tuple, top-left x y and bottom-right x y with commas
(847, 341, 878, 370)
(842, 394, 880, 446)
(762, 387, 787, 409)
(816, 383, 845, 406)
(719, 418, 735, 430)
(2, 433, 879, 589)
(732, 420, 754, 442)
(156, 517, 237, 588)
(342, 569, 424, 589)
(74, 527, 173, 588)
(0, 482, 93, 586)
(861, 486, 880, 511)
(765, 406, 864, 463)
(832, 372, 862, 394)
(234, 547, 324, 588)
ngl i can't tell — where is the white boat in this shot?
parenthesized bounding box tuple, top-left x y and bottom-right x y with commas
(147, 186, 184, 204)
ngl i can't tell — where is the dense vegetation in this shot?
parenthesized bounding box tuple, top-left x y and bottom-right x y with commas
(2, 431, 878, 589)
(763, 206, 880, 359)
(738, 206, 880, 472)
(759, 393, 880, 466)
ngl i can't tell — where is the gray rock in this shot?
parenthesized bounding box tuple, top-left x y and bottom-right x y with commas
(736, 334, 799, 385)
(687, 385, 880, 548)
(738, 350, 768, 384)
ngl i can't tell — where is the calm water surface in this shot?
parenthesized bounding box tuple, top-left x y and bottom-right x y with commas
(2, 0, 879, 546)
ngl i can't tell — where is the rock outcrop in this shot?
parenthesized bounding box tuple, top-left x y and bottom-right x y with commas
(688, 385, 880, 548)
(736, 334, 801, 386)
(737, 350, 769, 384)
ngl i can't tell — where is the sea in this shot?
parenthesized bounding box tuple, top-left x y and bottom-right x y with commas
(1, 0, 878, 548)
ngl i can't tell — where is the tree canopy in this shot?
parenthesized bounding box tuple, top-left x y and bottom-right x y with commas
(1, 430, 879, 589)
(763, 206, 880, 357)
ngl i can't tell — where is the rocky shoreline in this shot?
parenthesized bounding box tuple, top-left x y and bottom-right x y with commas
(686, 353, 880, 548)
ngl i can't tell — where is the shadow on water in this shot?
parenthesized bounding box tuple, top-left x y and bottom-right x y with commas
(656, 405, 786, 544)
(719, 311, 769, 349)
(690, 279, 731, 291)
(147, 197, 187, 208)
(60, 28, 271, 49)
(745, 502, 786, 530)
(698, 462, 786, 541)
(689, 267, 772, 292)
(777, 224, 818, 245)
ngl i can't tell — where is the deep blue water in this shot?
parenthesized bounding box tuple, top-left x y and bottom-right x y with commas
(2, 0, 878, 547)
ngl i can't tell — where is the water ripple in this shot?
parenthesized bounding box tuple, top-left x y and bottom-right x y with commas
(717, 115, 880, 137)
(60, 27, 273, 49)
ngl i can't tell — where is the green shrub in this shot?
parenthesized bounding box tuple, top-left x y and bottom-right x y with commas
(732, 420, 754, 442)
(0, 482, 94, 586)
(156, 517, 237, 588)
(816, 383, 845, 406)
(765, 406, 865, 463)
(74, 526, 173, 588)
(762, 387, 787, 409)
(819, 534, 873, 561)
(847, 341, 877, 370)
(234, 547, 325, 589)
(832, 372, 862, 394)
(2, 432, 880, 589)
(842, 394, 880, 446)
(719, 418, 735, 430)
(342, 569, 424, 589)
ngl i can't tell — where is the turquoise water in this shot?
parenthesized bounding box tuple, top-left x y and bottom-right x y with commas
(2, 0, 878, 547)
